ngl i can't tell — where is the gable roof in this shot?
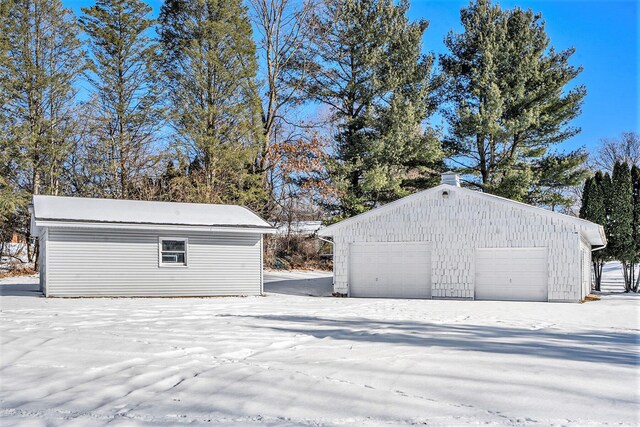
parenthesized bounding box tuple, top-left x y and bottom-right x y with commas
(318, 184, 606, 247)
(31, 195, 275, 233)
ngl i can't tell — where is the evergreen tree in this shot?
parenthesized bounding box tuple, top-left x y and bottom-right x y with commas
(440, 0, 587, 208)
(1, 0, 85, 260)
(579, 172, 607, 290)
(631, 165, 640, 291)
(299, 0, 442, 217)
(609, 162, 634, 291)
(80, 0, 163, 199)
(601, 170, 614, 257)
(0, 0, 18, 231)
(158, 0, 265, 209)
(579, 177, 591, 220)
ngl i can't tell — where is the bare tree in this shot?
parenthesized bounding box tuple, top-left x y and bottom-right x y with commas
(249, 0, 318, 207)
(591, 131, 640, 173)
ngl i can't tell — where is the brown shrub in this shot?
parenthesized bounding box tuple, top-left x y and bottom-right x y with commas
(264, 234, 332, 270)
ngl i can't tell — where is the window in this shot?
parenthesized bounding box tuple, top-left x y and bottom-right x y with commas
(159, 238, 188, 267)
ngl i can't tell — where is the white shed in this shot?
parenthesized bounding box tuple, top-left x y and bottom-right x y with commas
(319, 174, 606, 303)
(30, 196, 275, 297)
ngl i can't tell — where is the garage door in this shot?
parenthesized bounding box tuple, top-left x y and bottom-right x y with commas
(475, 248, 548, 301)
(349, 242, 431, 298)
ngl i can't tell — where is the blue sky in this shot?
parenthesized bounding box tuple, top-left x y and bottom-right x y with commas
(65, 0, 638, 155)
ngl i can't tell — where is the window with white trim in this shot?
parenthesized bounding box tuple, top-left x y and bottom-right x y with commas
(159, 237, 188, 266)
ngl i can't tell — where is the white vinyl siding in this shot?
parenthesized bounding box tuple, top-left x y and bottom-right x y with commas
(474, 248, 548, 301)
(349, 242, 431, 298)
(45, 228, 262, 297)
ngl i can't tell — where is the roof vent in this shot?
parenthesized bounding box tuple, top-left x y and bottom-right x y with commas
(441, 172, 460, 187)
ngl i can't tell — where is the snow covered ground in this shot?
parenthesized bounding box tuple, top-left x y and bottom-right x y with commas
(1, 271, 638, 426)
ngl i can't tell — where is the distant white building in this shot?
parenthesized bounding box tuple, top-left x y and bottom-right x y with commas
(319, 173, 606, 303)
(275, 221, 324, 236)
(30, 196, 275, 297)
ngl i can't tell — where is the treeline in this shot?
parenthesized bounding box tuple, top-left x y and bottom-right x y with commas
(2, 0, 590, 254)
(580, 161, 640, 292)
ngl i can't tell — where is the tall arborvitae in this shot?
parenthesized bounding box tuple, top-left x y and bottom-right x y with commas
(601, 171, 614, 254)
(79, 0, 163, 199)
(609, 162, 634, 291)
(441, 0, 587, 208)
(158, 0, 265, 209)
(632, 165, 640, 291)
(580, 172, 607, 290)
(1, 0, 85, 259)
(579, 177, 591, 220)
(299, 0, 442, 218)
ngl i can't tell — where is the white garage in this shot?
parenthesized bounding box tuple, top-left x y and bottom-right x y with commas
(474, 248, 548, 301)
(319, 173, 606, 303)
(350, 242, 431, 298)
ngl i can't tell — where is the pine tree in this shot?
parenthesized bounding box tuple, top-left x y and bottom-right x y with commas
(158, 0, 265, 209)
(0, 0, 18, 231)
(440, 0, 587, 208)
(299, 0, 442, 217)
(1, 0, 85, 260)
(609, 162, 634, 291)
(79, 0, 163, 199)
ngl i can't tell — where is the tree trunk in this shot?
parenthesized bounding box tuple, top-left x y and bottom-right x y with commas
(34, 239, 39, 271)
(26, 229, 33, 263)
(592, 259, 604, 291)
(622, 261, 631, 292)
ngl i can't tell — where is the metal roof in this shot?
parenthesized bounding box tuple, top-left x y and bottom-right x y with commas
(31, 195, 275, 232)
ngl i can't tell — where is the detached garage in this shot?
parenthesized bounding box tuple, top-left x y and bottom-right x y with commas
(319, 173, 606, 303)
(30, 196, 275, 297)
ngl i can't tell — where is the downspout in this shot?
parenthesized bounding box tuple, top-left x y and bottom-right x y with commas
(316, 236, 334, 247)
(316, 236, 344, 297)
(588, 225, 608, 295)
(260, 234, 264, 296)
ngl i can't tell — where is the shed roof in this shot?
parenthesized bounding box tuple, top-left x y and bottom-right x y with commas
(31, 195, 274, 233)
(319, 184, 606, 247)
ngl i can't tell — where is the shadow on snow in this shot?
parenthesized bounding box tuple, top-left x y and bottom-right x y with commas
(222, 314, 640, 367)
(0, 281, 41, 297)
(263, 276, 333, 297)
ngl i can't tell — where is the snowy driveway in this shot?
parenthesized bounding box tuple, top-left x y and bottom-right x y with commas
(1, 272, 639, 426)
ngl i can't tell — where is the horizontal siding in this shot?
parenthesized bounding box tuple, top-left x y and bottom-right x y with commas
(46, 228, 262, 297)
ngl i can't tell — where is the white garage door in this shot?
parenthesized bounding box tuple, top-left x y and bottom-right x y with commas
(475, 248, 548, 301)
(349, 242, 431, 298)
